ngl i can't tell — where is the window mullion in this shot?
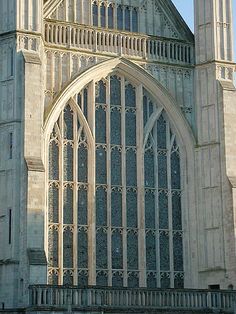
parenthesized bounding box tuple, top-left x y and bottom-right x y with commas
(59, 112, 64, 285)
(73, 109, 78, 285)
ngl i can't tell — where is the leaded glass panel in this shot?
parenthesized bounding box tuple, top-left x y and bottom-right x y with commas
(48, 271, 58, 285)
(146, 231, 156, 270)
(64, 143, 73, 181)
(126, 189, 137, 228)
(48, 184, 59, 223)
(158, 152, 167, 189)
(144, 149, 154, 187)
(63, 271, 73, 285)
(96, 80, 106, 104)
(125, 112, 136, 146)
(78, 271, 88, 286)
(111, 147, 121, 185)
(64, 105, 73, 140)
(96, 106, 106, 143)
(126, 149, 137, 187)
(161, 273, 170, 288)
(78, 186, 87, 225)
(159, 191, 169, 229)
(145, 190, 155, 229)
(143, 95, 148, 126)
(96, 187, 107, 226)
(49, 141, 59, 180)
(156, 115, 166, 149)
(172, 193, 182, 230)
(127, 231, 138, 269)
(128, 273, 139, 288)
(48, 227, 58, 267)
(160, 232, 170, 271)
(110, 108, 121, 144)
(110, 76, 121, 105)
(63, 185, 73, 224)
(97, 271, 108, 286)
(173, 232, 183, 271)
(125, 83, 136, 107)
(147, 273, 157, 288)
(63, 228, 73, 268)
(132, 8, 138, 32)
(96, 228, 108, 268)
(96, 146, 107, 184)
(174, 273, 184, 289)
(83, 88, 88, 119)
(111, 190, 122, 227)
(171, 151, 181, 189)
(112, 230, 123, 269)
(78, 229, 88, 268)
(78, 144, 87, 182)
(112, 272, 123, 287)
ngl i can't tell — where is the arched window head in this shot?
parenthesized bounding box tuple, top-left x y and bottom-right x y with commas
(93, 2, 98, 26)
(47, 76, 184, 289)
(100, 3, 106, 27)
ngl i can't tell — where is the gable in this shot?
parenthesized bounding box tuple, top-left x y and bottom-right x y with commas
(43, 0, 193, 42)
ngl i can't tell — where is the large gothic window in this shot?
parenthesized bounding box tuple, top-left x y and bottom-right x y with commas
(47, 74, 184, 288)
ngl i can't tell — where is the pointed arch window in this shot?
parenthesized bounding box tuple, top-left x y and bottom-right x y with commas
(93, 2, 98, 26)
(100, 3, 106, 28)
(117, 6, 123, 30)
(108, 5, 114, 28)
(47, 75, 184, 289)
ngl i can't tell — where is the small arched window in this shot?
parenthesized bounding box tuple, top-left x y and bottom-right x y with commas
(93, 2, 98, 26)
(132, 8, 138, 32)
(100, 3, 106, 28)
(125, 7, 131, 31)
(108, 4, 114, 29)
(117, 5, 123, 30)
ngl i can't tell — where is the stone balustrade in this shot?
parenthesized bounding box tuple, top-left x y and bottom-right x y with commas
(44, 19, 194, 65)
(29, 285, 236, 312)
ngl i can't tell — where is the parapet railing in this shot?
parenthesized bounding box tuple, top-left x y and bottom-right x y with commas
(44, 19, 194, 65)
(29, 285, 236, 312)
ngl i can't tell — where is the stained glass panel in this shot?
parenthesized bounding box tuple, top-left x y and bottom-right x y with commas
(111, 190, 122, 227)
(49, 141, 59, 180)
(96, 107, 106, 144)
(125, 112, 136, 146)
(78, 229, 88, 268)
(48, 184, 59, 223)
(127, 231, 138, 269)
(96, 187, 107, 226)
(111, 148, 121, 185)
(160, 232, 170, 271)
(63, 271, 73, 285)
(83, 89, 88, 119)
(126, 149, 137, 187)
(78, 144, 87, 183)
(147, 273, 157, 288)
(125, 7, 130, 31)
(146, 232, 156, 270)
(143, 95, 148, 126)
(78, 187, 87, 225)
(64, 143, 73, 181)
(110, 76, 121, 105)
(63, 228, 73, 268)
(126, 190, 137, 228)
(78, 271, 88, 286)
(161, 273, 170, 288)
(145, 191, 155, 229)
(100, 3, 106, 27)
(112, 230, 123, 269)
(112, 272, 123, 287)
(48, 271, 58, 285)
(64, 105, 73, 140)
(63, 185, 73, 224)
(93, 2, 98, 26)
(96, 229, 108, 268)
(174, 273, 184, 289)
(97, 272, 108, 286)
(111, 108, 121, 144)
(48, 227, 58, 267)
(96, 146, 107, 184)
(132, 8, 138, 32)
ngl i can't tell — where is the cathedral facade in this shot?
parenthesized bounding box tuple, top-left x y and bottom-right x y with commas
(0, 0, 236, 312)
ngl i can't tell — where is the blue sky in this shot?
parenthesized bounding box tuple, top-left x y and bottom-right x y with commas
(172, 0, 236, 60)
